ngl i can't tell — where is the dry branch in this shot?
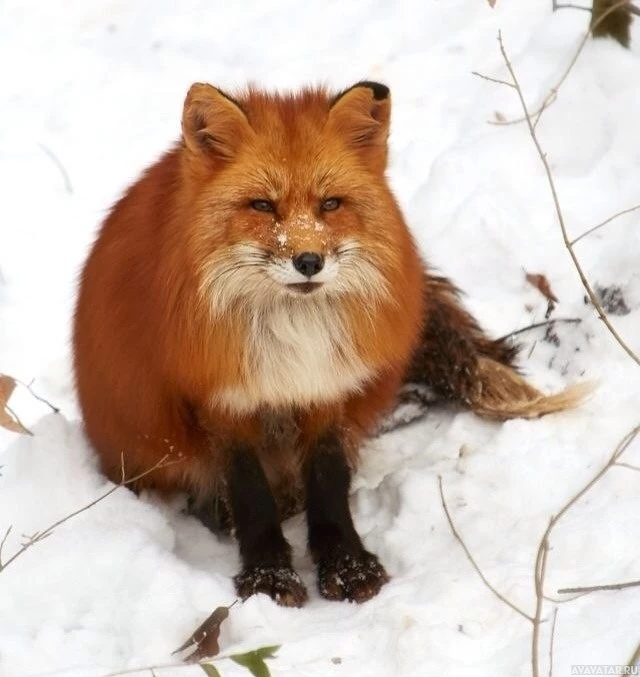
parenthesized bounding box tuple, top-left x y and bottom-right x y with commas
(557, 578, 640, 594)
(0, 453, 176, 573)
(548, 607, 559, 677)
(496, 31, 640, 366)
(486, 0, 635, 126)
(438, 476, 533, 622)
(570, 203, 640, 245)
(38, 143, 73, 194)
(496, 318, 581, 343)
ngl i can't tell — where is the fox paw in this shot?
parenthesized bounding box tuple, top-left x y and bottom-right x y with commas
(234, 565, 308, 607)
(318, 550, 389, 603)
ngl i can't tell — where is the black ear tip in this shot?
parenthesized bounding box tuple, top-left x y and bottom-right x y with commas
(331, 81, 391, 106)
(357, 81, 390, 101)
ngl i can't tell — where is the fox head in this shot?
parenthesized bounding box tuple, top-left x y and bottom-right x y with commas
(179, 81, 413, 315)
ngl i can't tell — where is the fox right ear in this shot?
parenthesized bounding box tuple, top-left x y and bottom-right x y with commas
(328, 81, 391, 171)
(182, 83, 250, 159)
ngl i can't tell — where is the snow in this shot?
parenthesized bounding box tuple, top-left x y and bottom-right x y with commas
(1, 1, 640, 676)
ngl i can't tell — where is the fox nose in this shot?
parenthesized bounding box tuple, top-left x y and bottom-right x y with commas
(292, 252, 324, 277)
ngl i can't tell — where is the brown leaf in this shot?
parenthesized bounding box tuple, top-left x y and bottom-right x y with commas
(487, 0, 497, 7)
(525, 272, 559, 304)
(494, 110, 506, 122)
(0, 374, 17, 405)
(0, 374, 32, 435)
(173, 604, 234, 662)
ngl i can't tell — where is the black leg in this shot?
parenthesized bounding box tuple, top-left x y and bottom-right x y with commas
(227, 446, 307, 607)
(305, 433, 389, 602)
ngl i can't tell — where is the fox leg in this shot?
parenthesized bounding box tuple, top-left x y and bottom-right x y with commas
(305, 432, 389, 603)
(228, 445, 308, 607)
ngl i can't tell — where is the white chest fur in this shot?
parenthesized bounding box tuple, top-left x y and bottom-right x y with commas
(215, 299, 373, 413)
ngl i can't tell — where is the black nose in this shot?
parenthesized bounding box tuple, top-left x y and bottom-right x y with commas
(292, 252, 324, 277)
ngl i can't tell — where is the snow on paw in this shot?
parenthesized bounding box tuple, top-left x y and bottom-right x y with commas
(318, 550, 389, 603)
(234, 565, 308, 607)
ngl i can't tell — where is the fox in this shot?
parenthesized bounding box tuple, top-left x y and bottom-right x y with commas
(73, 80, 587, 607)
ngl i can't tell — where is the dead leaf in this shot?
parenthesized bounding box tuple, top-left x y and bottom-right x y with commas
(494, 110, 506, 122)
(487, 0, 497, 6)
(0, 374, 32, 435)
(173, 603, 235, 662)
(525, 272, 559, 304)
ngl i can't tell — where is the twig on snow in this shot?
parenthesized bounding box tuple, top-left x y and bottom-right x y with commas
(496, 318, 581, 343)
(13, 377, 61, 414)
(628, 641, 640, 667)
(496, 30, 640, 367)
(0, 453, 177, 573)
(438, 476, 534, 622)
(484, 0, 634, 127)
(548, 607, 559, 677)
(529, 423, 640, 676)
(38, 143, 73, 194)
(557, 578, 640, 594)
(570, 203, 640, 246)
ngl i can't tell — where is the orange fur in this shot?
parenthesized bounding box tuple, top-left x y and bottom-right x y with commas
(73, 83, 425, 512)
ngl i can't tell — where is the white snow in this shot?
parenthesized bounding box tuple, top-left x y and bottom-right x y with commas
(1, 2, 640, 676)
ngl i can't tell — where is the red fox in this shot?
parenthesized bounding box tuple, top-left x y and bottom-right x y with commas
(73, 81, 587, 607)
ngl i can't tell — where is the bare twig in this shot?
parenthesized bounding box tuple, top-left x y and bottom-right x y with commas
(532, 522, 551, 677)
(615, 462, 640, 472)
(0, 526, 12, 567)
(497, 31, 640, 366)
(529, 423, 640, 676)
(38, 143, 73, 194)
(472, 70, 515, 88)
(0, 454, 176, 573)
(438, 475, 533, 622)
(488, 0, 633, 126)
(629, 641, 640, 667)
(548, 607, 559, 677)
(570, 203, 640, 245)
(14, 378, 60, 414)
(497, 318, 581, 343)
(4, 404, 33, 436)
(553, 2, 592, 11)
(558, 578, 640, 594)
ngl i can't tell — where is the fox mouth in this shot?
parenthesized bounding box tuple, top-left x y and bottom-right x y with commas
(286, 282, 323, 294)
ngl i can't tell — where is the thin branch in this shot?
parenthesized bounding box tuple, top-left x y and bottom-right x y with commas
(489, 0, 633, 126)
(570, 203, 640, 245)
(472, 70, 515, 88)
(532, 522, 551, 677)
(527, 423, 640, 676)
(557, 579, 640, 594)
(616, 461, 640, 472)
(38, 143, 73, 194)
(497, 30, 640, 367)
(548, 607, 559, 677)
(0, 526, 12, 568)
(438, 475, 533, 623)
(553, 2, 592, 11)
(497, 318, 581, 343)
(4, 404, 33, 436)
(15, 378, 60, 414)
(0, 454, 177, 573)
(629, 641, 640, 667)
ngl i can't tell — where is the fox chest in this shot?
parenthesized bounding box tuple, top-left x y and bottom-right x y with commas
(215, 304, 374, 413)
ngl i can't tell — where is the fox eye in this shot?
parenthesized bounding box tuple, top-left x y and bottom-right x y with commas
(250, 199, 275, 213)
(321, 197, 341, 212)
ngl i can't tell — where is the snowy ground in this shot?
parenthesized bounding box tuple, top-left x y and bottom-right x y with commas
(1, 1, 640, 676)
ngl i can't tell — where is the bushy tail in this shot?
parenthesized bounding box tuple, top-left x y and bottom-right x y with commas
(469, 358, 593, 420)
(402, 273, 591, 422)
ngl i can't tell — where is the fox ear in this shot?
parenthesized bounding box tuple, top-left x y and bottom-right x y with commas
(328, 81, 391, 167)
(182, 83, 250, 159)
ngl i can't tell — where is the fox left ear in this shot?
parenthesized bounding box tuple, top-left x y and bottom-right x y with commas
(328, 81, 391, 169)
